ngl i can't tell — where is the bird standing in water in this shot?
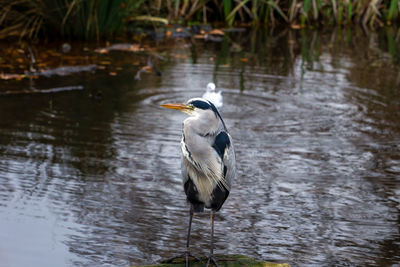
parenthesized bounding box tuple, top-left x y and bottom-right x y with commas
(202, 83, 223, 108)
(161, 98, 236, 267)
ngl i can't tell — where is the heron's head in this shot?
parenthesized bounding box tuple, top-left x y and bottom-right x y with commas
(161, 98, 217, 117)
(161, 97, 227, 132)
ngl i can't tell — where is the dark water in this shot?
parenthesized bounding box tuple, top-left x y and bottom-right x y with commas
(1, 28, 400, 266)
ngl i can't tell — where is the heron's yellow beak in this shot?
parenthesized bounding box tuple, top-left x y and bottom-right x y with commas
(160, 103, 194, 113)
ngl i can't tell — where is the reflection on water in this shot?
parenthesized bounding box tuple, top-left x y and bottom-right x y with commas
(0, 28, 400, 266)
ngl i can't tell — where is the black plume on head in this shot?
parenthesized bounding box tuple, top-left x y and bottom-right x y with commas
(189, 99, 227, 130)
(189, 99, 211, 110)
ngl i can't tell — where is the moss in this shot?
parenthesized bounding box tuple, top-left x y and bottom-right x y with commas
(134, 254, 290, 267)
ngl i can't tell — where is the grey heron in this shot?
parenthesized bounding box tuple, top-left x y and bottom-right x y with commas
(161, 98, 236, 267)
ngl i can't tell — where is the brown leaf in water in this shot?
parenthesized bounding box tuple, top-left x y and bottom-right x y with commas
(209, 29, 224, 35)
(290, 24, 302, 29)
(0, 73, 25, 80)
(95, 48, 109, 54)
(142, 65, 152, 72)
(171, 53, 187, 59)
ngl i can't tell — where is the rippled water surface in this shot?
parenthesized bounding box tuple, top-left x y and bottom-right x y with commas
(1, 29, 400, 266)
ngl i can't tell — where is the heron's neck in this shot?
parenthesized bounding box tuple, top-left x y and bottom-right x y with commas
(184, 114, 220, 137)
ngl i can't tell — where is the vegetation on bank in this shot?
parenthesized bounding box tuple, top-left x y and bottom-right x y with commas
(0, 0, 399, 40)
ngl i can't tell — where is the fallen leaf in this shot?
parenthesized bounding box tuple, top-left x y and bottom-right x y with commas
(240, 57, 248, 62)
(209, 29, 224, 35)
(143, 66, 152, 72)
(0, 73, 25, 80)
(290, 24, 301, 29)
(109, 72, 117, 76)
(95, 48, 109, 54)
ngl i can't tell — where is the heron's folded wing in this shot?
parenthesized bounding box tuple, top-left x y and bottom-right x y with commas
(212, 131, 236, 190)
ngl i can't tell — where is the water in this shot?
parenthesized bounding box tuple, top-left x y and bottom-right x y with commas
(0, 28, 400, 266)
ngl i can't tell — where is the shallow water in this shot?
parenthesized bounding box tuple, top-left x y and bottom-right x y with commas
(0, 28, 400, 266)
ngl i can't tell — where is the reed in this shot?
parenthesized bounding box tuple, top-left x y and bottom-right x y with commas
(0, 0, 399, 40)
(0, 0, 146, 40)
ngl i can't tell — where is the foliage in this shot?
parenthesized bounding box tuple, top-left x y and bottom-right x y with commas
(147, 0, 400, 27)
(0, 0, 146, 40)
(1, 0, 400, 40)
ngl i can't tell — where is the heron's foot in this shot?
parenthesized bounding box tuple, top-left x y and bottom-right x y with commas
(162, 251, 202, 266)
(185, 251, 202, 267)
(205, 254, 219, 267)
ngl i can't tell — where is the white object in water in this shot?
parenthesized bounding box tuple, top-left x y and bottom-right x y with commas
(202, 83, 223, 108)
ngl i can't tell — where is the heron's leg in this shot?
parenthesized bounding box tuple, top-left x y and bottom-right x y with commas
(206, 211, 219, 267)
(162, 205, 201, 266)
(185, 205, 194, 266)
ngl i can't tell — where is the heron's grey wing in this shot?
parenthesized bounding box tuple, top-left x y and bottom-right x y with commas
(222, 133, 235, 189)
(212, 131, 236, 190)
(181, 156, 189, 184)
